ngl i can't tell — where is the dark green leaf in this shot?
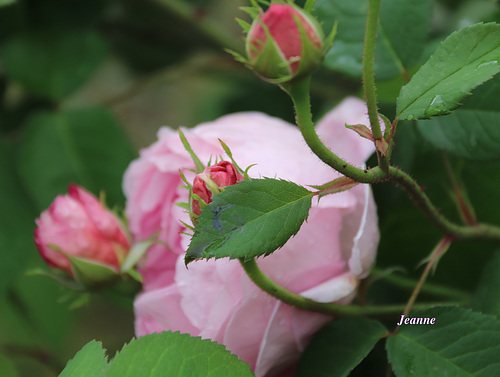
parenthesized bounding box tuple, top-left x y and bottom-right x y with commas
(0, 353, 18, 377)
(416, 75, 500, 160)
(472, 250, 500, 316)
(417, 110, 500, 160)
(0, 137, 37, 296)
(1, 30, 107, 101)
(296, 318, 387, 377)
(59, 340, 107, 377)
(0, 0, 15, 7)
(396, 23, 500, 120)
(105, 332, 254, 377)
(315, 0, 431, 79)
(186, 179, 312, 261)
(387, 306, 500, 376)
(17, 107, 135, 210)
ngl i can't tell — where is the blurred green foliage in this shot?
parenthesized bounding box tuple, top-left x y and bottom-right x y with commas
(0, 0, 499, 376)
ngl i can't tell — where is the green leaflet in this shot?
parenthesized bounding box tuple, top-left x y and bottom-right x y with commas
(296, 318, 387, 377)
(397, 23, 500, 120)
(316, 0, 431, 79)
(186, 178, 313, 262)
(387, 307, 500, 376)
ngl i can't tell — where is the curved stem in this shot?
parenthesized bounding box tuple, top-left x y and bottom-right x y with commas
(286, 78, 387, 184)
(387, 166, 500, 240)
(239, 258, 463, 317)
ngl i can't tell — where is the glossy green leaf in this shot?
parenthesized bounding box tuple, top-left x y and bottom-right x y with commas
(186, 179, 312, 261)
(17, 107, 135, 211)
(106, 332, 253, 377)
(396, 23, 500, 120)
(472, 250, 500, 316)
(387, 307, 500, 376)
(296, 318, 387, 377)
(416, 75, 500, 160)
(1, 30, 107, 101)
(315, 0, 431, 79)
(59, 340, 107, 377)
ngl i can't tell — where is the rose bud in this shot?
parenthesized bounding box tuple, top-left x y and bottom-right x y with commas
(34, 184, 130, 284)
(191, 161, 244, 218)
(245, 4, 324, 82)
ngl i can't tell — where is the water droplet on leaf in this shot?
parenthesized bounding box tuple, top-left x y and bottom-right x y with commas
(424, 95, 447, 117)
(475, 60, 498, 71)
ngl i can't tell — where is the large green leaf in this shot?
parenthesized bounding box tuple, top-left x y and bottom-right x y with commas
(105, 332, 253, 377)
(17, 107, 135, 210)
(387, 307, 500, 376)
(396, 23, 500, 120)
(0, 137, 37, 296)
(0, 353, 18, 377)
(187, 179, 312, 261)
(315, 0, 431, 79)
(417, 75, 500, 160)
(295, 318, 387, 377)
(59, 341, 107, 377)
(472, 250, 500, 317)
(1, 30, 107, 101)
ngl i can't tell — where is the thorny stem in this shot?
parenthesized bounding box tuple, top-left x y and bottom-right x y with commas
(286, 77, 500, 242)
(362, 0, 390, 173)
(239, 258, 465, 317)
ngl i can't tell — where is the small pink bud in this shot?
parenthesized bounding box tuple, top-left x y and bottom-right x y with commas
(191, 161, 244, 217)
(246, 4, 323, 82)
(34, 185, 130, 278)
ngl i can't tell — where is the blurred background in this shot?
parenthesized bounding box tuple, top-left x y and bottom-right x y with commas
(0, 0, 499, 376)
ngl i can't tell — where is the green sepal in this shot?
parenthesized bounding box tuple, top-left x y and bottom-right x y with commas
(178, 128, 205, 173)
(25, 268, 86, 291)
(120, 235, 157, 274)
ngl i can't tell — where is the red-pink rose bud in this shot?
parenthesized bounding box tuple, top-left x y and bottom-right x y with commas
(191, 161, 244, 217)
(34, 184, 130, 277)
(246, 4, 323, 81)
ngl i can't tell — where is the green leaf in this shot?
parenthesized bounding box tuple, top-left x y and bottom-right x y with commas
(315, 0, 431, 79)
(1, 30, 107, 101)
(59, 340, 107, 377)
(417, 109, 500, 160)
(472, 250, 500, 316)
(0, 137, 37, 296)
(416, 75, 500, 160)
(396, 23, 500, 120)
(0, 353, 18, 377)
(295, 318, 387, 377)
(386, 306, 500, 376)
(186, 179, 312, 261)
(17, 107, 135, 210)
(106, 332, 254, 377)
(120, 237, 156, 274)
(0, 0, 15, 7)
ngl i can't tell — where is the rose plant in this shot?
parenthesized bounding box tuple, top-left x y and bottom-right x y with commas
(123, 97, 379, 375)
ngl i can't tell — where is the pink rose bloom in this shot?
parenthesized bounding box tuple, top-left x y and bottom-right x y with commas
(191, 161, 245, 217)
(34, 184, 130, 276)
(123, 97, 379, 376)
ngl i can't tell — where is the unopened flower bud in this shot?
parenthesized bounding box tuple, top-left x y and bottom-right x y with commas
(245, 4, 324, 82)
(34, 184, 130, 285)
(191, 161, 244, 217)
